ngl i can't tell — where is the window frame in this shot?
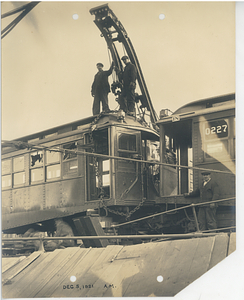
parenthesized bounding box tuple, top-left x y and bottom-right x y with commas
(2, 158, 12, 189)
(62, 142, 78, 178)
(13, 155, 26, 187)
(30, 150, 44, 184)
(45, 149, 61, 181)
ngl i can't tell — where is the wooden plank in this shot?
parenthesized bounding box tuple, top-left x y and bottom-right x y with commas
(34, 247, 91, 297)
(50, 247, 106, 298)
(228, 232, 236, 255)
(122, 238, 201, 297)
(87, 241, 171, 297)
(121, 241, 173, 297)
(181, 236, 215, 290)
(208, 233, 229, 270)
(78, 245, 125, 297)
(2, 249, 63, 298)
(2, 256, 26, 273)
(2, 251, 41, 285)
(135, 239, 183, 297)
(26, 247, 83, 298)
(82, 252, 124, 297)
(159, 238, 202, 297)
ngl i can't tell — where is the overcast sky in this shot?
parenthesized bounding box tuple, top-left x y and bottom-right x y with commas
(1, 1, 236, 140)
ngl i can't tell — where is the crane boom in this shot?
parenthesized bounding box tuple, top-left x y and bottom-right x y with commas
(90, 4, 158, 125)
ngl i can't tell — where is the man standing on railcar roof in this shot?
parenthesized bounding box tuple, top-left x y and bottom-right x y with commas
(115, 56, 137, 116)
(184, 171, 219, 231)
(91, 62, 114, 115)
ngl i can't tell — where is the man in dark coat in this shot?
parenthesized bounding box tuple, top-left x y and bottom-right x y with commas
(184, 171, 219, 231)
(117, 56, 137, 115)
(91, 62, 114, 115)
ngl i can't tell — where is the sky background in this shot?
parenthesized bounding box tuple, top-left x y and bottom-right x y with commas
(1, 1, 235, 140)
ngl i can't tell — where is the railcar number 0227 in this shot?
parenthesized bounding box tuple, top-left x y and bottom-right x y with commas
(204, 120, 228, 139)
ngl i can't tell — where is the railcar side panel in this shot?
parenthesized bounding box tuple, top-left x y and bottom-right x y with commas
(192, 109, 235, 200)
(2, 190, 12, 214)
(28, 184, 44, 211)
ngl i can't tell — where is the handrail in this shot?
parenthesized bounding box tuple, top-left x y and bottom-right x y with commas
(2, 231, 228, 243)
(111, 197, 236, 228)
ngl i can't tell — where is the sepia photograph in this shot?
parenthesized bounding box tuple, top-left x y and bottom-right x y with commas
(1, 1, 241, 298)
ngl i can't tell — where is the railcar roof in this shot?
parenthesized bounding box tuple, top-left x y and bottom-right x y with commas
(157, 93, 235, 125)
(174, 93, 235, 114)
(3, 112, 157, 146)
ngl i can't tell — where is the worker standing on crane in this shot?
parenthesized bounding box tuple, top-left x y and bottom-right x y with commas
(91, 62, 114, 115)
(116, 56, 137, 116)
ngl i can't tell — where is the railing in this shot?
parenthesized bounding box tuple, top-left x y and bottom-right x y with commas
(110, 197, 235, 230)
(2, 197, 236, 253)
(2, 227, 236, 252)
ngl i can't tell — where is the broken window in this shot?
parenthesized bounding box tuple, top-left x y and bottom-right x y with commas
(63, 142, 77, 160)
(30, 151, 44, 183)
(62, 142, 78, 176)
(30, 151, 43, 167)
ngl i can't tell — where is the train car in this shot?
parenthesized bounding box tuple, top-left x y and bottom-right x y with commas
(157, 93, 235, 231)
(2, 93, 235, 237)
(2, 112, 161, 236)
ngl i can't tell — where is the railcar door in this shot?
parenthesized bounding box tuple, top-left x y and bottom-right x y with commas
(86, 128, 111, 201)
(114, 128, 142, 202)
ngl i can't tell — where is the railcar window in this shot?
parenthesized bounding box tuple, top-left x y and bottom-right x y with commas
(63, 142, 77, 160)
(146, 141, 160, 161)
(103, 160, 110, 172)
(13, 156, 25, 172)
(46, 150, 60, 180)
(30, 151, 44, 183)
(13, 156, 26, 187)
(30, 151, 43, 167)
(14, 172, 26, 186)
(62, 142, 78, 176)
(2, 175, 11, 188)
(31, 168, 44, 182)
(2, 159, 11, 174)
(119, 134, 136, 151)
(46, 151, 60, 164)
(46, 164, 61, 179)
(101, 160, 110, 187)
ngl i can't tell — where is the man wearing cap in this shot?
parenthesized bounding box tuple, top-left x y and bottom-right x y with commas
(91, 62, 114, 115)
(184, 171, 219, 231)
(116, 56, 137, 115)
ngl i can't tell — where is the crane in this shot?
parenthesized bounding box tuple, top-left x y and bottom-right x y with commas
(90, 4, 158, 126)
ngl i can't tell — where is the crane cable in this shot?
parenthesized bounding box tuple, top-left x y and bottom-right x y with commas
(107, 46, 117, 82)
